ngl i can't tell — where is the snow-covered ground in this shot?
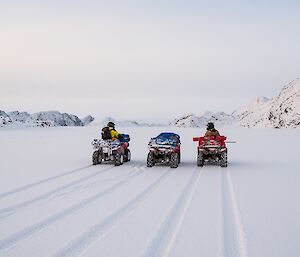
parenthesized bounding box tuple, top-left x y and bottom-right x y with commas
(0, 126, 299, 257)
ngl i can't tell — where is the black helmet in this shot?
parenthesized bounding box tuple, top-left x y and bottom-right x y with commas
(107, 121, 115, 128)
(207, 122, 214, 130)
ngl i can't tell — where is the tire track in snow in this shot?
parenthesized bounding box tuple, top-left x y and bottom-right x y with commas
(0, 165, 92, 199)
(77, 169, 138, 188)
(220, 168, 231, 257)
(50, 168, 172, 257)
(221, 169, 249, 257)
(0, 165, 146, 251)
(0, 165, 117, 218)
(138, 168, 203, 257)
(51, 168, 141, 198)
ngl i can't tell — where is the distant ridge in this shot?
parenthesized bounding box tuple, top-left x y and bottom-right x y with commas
(0, 110, 94, 127)
(170, 112, 235, 128)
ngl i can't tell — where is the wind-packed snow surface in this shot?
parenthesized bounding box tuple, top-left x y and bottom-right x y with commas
(0, 126, 299, 257)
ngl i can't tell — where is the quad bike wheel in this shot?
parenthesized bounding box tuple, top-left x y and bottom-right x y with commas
(92, 150, 102, 165)
(124, 149, 131, 162)
(178, 152, 181, 164)
(170, 153, 179, 168)
(197, 151, 204, 167)
(147, 152, 155, 167)
(220, 152, 228, 167)
(114, 153, 124, 166)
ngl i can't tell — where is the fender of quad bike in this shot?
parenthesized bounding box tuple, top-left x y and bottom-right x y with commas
(173, 144, 181, 153)
(193, 136, 228, 148)
(122, 142, 129, 149)
(113, 145, 126, 155)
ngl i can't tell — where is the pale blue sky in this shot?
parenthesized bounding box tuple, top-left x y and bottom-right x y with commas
(1, 1, 300, 121)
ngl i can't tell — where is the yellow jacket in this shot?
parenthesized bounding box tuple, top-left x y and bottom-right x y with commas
(109, 127, 120, 140)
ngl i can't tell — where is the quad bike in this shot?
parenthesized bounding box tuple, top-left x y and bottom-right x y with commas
(193, 135, 235, 167)
(147, 132, 181, 168)
(91, 134, 131, 166)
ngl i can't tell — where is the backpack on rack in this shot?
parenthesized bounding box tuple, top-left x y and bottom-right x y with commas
(101, 127, 112, 140)
(119, 134, 130, 142)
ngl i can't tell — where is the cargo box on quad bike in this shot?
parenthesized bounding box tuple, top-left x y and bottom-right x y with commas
(193, 135, 228, 167)
(92, 134, 131, 166)
(147, 132, 181, 168)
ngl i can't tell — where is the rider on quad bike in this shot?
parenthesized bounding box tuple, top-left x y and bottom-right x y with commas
(92, 122, 130, 166)
(102, 122, 122, 140)
(193, 122, 228, 167)
(205, 122, 220, 138)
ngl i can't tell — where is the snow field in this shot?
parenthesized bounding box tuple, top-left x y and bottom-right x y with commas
(0, 126, 300, 257)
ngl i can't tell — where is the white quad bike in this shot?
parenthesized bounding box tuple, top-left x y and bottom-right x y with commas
(91, 138, 131, 166)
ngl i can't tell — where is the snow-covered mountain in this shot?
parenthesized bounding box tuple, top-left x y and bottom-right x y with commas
(170, 111, 236, 128)
(8, 111, 31, 123)
(81, 115, 95, 126)
(232, 97, 273, 128)
(234, 78, 300, 128)
(268, 78, 300, 128)
(0, 110, 94, 127)
(0, 110, 12, 125)
(26, 111, 84, 127)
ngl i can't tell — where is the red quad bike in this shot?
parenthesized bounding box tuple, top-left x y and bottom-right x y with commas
(193, 136, 231, 167)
